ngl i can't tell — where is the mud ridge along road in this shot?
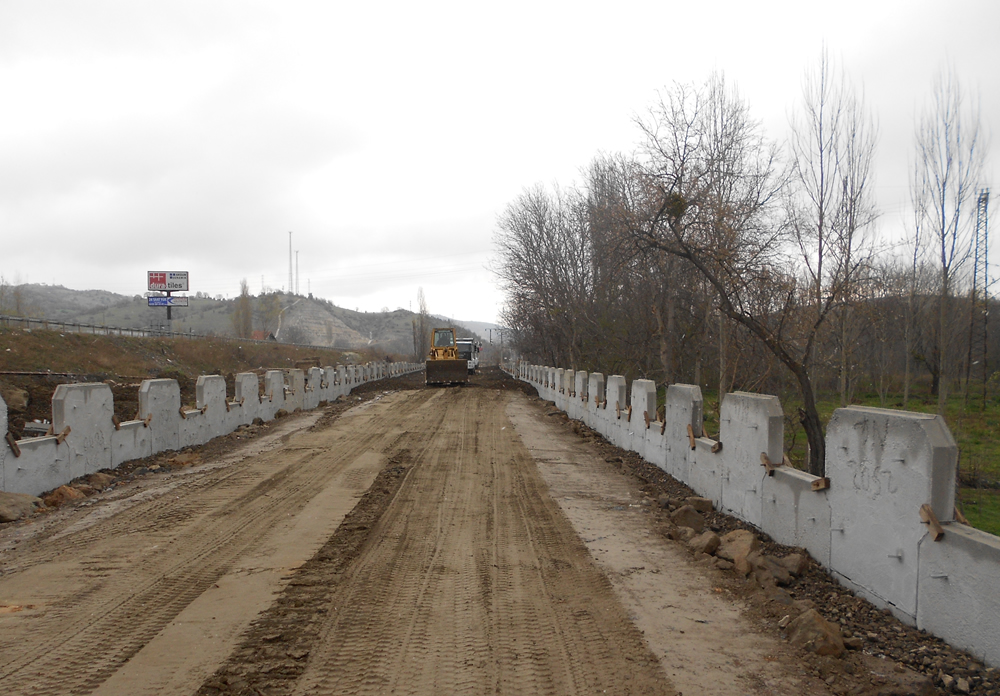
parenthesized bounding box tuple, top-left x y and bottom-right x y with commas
(0, 369, 930, 695)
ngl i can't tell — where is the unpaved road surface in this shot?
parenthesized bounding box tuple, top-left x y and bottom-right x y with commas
(0, 373, 841, 695)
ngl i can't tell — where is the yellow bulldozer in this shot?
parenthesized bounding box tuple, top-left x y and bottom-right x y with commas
(425, 327, 469, 385)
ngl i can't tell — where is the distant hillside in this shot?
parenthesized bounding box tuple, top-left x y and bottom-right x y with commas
(2, 284, 486, 358)
(1, 283, 128, 321)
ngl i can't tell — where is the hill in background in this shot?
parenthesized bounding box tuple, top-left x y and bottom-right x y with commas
(1, 283, 489, 357)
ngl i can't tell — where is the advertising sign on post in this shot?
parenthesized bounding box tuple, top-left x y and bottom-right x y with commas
(147, 271, 189, 292)
(147, 296, 190, 307)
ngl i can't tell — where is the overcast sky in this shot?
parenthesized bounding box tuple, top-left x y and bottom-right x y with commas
(1, 0, 997, 324)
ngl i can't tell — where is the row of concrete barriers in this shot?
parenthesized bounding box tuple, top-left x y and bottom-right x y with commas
(511, 361, 1000, 668)
(0, 361, 423, 498)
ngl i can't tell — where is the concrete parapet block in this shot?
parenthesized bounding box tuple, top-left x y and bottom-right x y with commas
(112, 421, 152, 468)
(3, 436, 65, 496)
(320, 367, 336, 402)
(575, 371, 588, 404)
(761, 466, 831, 565)
(663, 384, 703, 481)
(719, 392, 783, 529)
(606, 375, 627, 414)
(917, 523, 1000, 667)
(827, 406, 958, 622)
(347, 366, 356, 385)
(690, 439, 723, 508)
(195, 376, 229, 441)
(233, 373, 260, 425)
(304, 367, 323, 410)
(284, 369, 305, 412)
(52, 383, 115, 476)
(631, 379, 657, 429)
(336, 365, 346, 386)
(556, 367, 566, 394)
(261, 371, 285, 420)
(588, 373, 605, 409)
(604, 376, 628, 449)
(139, 379, 181, 454)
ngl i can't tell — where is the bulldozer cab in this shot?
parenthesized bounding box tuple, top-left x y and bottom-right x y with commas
(432, 329, 456, 349)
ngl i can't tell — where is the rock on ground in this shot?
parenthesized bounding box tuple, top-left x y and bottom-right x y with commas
(0, 492, 44, 523)
(42, 485, 86, 508)
(786, 609, 845, 657)
(670, 505, 705, 532)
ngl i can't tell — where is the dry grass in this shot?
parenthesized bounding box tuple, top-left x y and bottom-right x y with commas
(0, 328, 383, 378)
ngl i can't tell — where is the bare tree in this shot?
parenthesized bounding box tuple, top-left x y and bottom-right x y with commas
(232, 278, 254, 338)
(787, 49, 879, 406)
(411, 287, 431, 360)
(911, 67, 988, 414)
(255, 292, 282, 336)
(629, 73, 861, 476)
(494, 184, 595, 368)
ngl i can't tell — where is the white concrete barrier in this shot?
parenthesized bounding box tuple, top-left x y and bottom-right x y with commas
(1, 361, 422, 498)
(514, 361, 999, 667)
(53, 383, 116, 477)
(827, 407, 956, 623)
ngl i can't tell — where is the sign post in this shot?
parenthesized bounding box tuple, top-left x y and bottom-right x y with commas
(148, 271, 190, 331)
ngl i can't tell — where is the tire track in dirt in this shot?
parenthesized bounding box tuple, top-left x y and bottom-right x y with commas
(199, 386, 674, 696)
(0, 391, 432, 696)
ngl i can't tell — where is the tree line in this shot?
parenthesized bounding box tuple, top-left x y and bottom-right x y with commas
(493, 54, 991, 476)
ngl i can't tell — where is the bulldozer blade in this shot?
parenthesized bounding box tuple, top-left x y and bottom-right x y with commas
(425, 359, 468, 385)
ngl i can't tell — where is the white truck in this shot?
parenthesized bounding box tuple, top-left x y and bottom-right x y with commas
(456, 338, 480, 374)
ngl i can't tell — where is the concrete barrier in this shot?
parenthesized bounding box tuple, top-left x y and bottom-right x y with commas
(2, 361, 423, 498)
(53, 383, 116, 477)
(826, 407, 957, 623)
(514, 359, 999, 667)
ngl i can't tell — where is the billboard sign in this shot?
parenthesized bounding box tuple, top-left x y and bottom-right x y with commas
(147, 295, 189, 307)
(147, 271, 189, 292)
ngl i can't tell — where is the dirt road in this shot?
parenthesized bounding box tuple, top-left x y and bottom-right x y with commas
(0, 373, 842, 695)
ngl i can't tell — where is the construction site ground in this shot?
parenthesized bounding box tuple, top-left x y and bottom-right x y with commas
(0, 368, 989, 695)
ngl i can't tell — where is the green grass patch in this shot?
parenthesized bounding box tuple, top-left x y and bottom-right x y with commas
(957, 488, 1000, 537)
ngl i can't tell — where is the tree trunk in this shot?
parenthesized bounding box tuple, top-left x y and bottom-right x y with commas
(839, 306, 848, 407)
(938, 269, 950, 415)
(794, 366, 827, 477)
(718, 310, 728, 403)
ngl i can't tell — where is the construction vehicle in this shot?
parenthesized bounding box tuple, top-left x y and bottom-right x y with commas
(425, 327, 469, 385)
(456, 337, 480, 374)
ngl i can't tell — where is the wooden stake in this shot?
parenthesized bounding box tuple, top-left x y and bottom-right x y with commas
(5, 432, 20, 458)
(810, 477, 830, 491)
(919, 503, 945, 541)
(711, 440, 723, 454)
(643, 411, 650, 429)
(112, 414, 121, 431)
(627, 405, 633, 422)
(760, 452, 780, 476)
(178, 407, 187, 419)
(686, 424, 696, 450)
(55, 426, 71, 444)
(954, 507, 970, 526)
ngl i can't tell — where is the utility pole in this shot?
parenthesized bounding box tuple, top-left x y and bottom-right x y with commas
(966, 189, 991, 407)
(288, 231, 293, 294)
(295, 250, 300, 296)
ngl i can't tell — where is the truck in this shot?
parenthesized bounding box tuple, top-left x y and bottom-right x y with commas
(456, 338, 480, 375)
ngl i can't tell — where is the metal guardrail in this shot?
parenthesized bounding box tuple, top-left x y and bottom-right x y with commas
(0, 314, 340, 352)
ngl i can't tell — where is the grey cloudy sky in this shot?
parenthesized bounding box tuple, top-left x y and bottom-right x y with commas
(1, 0, 997, 324)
